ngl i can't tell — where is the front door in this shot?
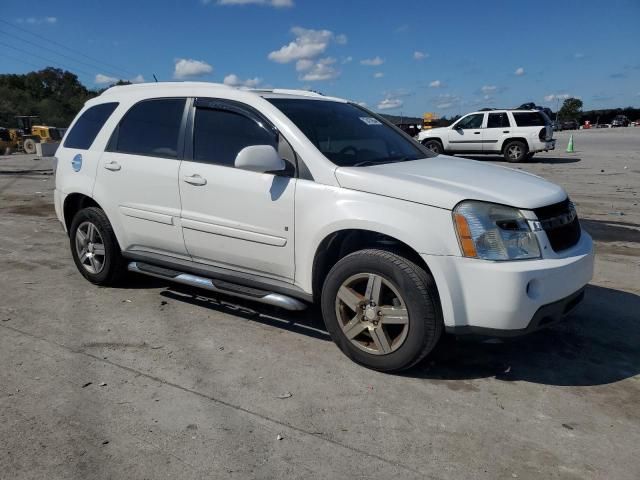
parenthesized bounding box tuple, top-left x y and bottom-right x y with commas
(178, 99, 296, 281)
(448, 113, 485, 152)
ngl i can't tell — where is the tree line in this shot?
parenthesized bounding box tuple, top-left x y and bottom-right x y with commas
(1, 68, 638, 129)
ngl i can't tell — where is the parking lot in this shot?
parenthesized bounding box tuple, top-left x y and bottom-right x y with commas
(1, 127, 639, 479)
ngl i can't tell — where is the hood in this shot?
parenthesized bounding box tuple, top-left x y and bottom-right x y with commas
(334, 155, 567, 210)
(420, 127, 448, 138)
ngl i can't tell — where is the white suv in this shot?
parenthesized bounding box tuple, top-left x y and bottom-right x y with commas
(54, 83, 592, 372)
(417, 109, 556, 162)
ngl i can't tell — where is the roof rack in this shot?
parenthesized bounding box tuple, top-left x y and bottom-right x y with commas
(249, 88, 325, 98)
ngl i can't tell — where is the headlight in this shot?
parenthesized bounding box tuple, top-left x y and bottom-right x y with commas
(453, 201, 540, 260)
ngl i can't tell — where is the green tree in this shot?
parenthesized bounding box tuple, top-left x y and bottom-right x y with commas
(558, 98, 583, 121)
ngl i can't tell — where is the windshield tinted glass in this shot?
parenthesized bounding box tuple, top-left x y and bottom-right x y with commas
(267, 98, 428, 166)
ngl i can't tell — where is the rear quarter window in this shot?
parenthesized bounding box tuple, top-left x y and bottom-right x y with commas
(63, 102, 119, 149)
(513, 112, 548, 127)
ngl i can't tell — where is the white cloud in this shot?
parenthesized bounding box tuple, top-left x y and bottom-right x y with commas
(268, 27, 342, 64)
(481, 85, 497, 94)
(357, 101, 368, 107)
(413, 51, 428, 60)
(429, 80, 442, 88)
(296, 59, 314, 71)
(435, 93, 461, 110)
(514, 67, 525, 76)
(95, 74, 119, 85)
(335, 34, 348, 45)
(223, 74, 262, 87)
(95, 73, 146, 85)
(377, 98, 403, 110)
(173, 58, 213, 79)
(341, 56, 353, 64)
(17, 16, 57, 25)
(299, 57, 339, 81)
(574, 53, 585, 59)
(360, 56, 384, 66)
(213, 0, 293, 7)
(543, 93, 570, 102)
(373, 72, 384, 78)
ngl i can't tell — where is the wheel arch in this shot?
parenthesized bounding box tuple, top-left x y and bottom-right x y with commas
(311, 228, 438, 303)
(62, 193, 102, 233)
(501, 137, 529, 153)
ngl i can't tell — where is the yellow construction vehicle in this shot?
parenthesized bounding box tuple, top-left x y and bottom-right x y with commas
(14, 116, 62, 154)
(422, 112, 439, 130)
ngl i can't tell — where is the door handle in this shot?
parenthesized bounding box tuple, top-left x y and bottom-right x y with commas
(474, 132, 481, 135)
(183, 174, 207, 186)
(104, 161, 121, 171)
(503, 130, 510, 133)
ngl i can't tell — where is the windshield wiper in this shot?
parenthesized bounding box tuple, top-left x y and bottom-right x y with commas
(353, 156, 412, 167)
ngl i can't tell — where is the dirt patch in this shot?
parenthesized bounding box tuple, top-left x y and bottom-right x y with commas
(1, 202, 55, 217)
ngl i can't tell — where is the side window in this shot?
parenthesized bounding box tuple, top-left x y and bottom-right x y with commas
(193, 107, 276, 167)
(64, 102, 118, 149)
(513, 112, 547, 127)
(115, 98, 185, 158)
(456, 113, 484, 129)
(487, 112, 510, 128)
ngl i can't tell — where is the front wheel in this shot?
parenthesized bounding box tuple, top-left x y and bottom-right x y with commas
(321, 249, 442, 372)
(503, 140, 528, 162)
(422, 139, 443, 155)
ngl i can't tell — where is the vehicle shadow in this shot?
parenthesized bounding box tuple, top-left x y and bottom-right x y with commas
(159, 284, 331, 342)
(406, 284, 640, 387)
(460, 155, 581, 164)
(143, 279, 639, 387)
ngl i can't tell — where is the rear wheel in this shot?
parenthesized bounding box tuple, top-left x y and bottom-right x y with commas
(422, 139, 443, 155)
(526, 152, 535, 160)
(321, 249, 442, 372)
(69, 207, 126, 286)
(503, 140, 528, 162)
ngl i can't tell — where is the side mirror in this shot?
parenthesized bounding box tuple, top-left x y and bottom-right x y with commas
(234, 145, 285, 174)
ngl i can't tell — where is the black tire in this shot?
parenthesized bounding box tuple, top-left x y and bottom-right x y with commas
(503, 140, 528, 163)
(321, 249, 443, 372)
(526, 152, 535, 161)
(69, 207, 126, 286)
(422, 139, 444, 155)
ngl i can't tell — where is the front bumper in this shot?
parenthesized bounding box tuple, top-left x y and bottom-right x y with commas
(53, 188, 67, 232)
(422, 231, 594, 335)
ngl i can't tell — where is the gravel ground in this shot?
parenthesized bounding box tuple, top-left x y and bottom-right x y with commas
(1, 127, 639, 479)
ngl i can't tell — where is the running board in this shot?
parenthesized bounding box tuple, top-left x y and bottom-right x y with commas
(127, 262, 307, 311)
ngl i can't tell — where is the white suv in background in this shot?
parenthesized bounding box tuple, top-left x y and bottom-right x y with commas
(54, 83, 592, 372)
(417, 109, 556, 162)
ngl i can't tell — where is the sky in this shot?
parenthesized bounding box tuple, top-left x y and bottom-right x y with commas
(1, 0, 639, 117)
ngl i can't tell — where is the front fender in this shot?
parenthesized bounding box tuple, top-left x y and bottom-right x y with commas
(293, 181, 459, 292)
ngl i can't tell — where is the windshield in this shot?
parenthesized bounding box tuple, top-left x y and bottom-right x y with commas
(267, 98, 431, 167)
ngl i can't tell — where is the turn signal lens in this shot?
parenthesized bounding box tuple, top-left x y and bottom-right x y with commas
(453, 213, 478, 257)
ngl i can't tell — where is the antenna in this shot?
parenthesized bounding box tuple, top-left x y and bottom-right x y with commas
(152, 74, 158, 83)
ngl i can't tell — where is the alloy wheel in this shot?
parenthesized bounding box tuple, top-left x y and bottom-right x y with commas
(334, 273, 409, 355)
(74, 221, 106, 274)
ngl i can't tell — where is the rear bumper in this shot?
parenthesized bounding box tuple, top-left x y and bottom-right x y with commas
(422, 231, 594, 334)
(531, 139, 556, 152)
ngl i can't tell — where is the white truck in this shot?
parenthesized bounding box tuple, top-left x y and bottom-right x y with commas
(54, 83, 593, 372)
(417, 109, 556, 162)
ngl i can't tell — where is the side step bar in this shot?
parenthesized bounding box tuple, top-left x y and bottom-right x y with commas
(128, 262, 307, 311)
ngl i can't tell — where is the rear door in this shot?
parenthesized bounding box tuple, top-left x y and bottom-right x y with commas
(448, 113, 485, 152)
(178, 98, 296, 281)
(484, 112, 511, 152)
(93, 97, 189, 257)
